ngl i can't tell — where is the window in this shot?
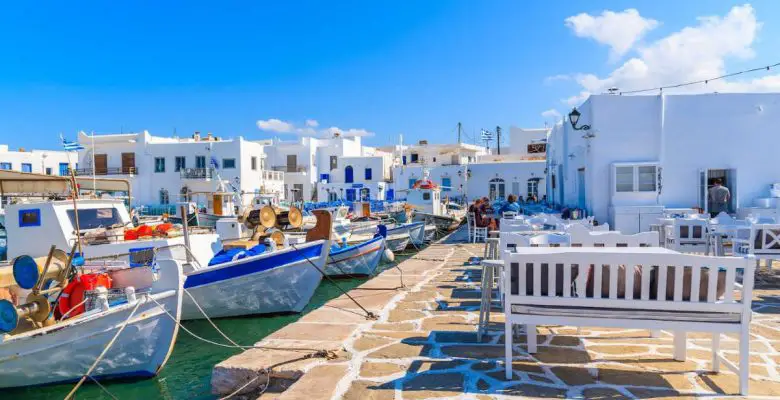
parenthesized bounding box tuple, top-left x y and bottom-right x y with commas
(423, 192, 431, 201)
(402, 155, 407, 165)
(223, 158, 236, 169)
(19, 209, 41, 227)
(614, 164, 658, 193)
(195, 156, 206, 169)
(528, 143, 547, 154)
(21, 163, 32, 173)
(410, 153, 419, 163)
(442, 177, 451, 192)
(527, 179, 539, 198)
(159, 189, 170, 205)
(251, 156, 257, 170)
(59, 163, 69, 176)
(0, 162, 11, 170)
(45, 167, 52, 175)
(154, 157, 166, 173)
(66, 208, 123, 230)
(175, 156, 186, 172)
(512, 182, 520, 196)
(364, 168, 372, 181)
(432, 157, 436, 163)
(330, 156, 338, 170)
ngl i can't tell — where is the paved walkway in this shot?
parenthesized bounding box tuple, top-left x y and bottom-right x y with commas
(213, 228, 780, 399)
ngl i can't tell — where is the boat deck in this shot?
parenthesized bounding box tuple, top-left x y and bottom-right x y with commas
(212, 227, 780, 399)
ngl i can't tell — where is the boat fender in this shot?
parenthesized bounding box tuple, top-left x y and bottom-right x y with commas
(382, 248, 395, 263)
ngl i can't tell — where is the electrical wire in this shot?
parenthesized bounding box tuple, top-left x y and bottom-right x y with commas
(618, 62, 780, 95)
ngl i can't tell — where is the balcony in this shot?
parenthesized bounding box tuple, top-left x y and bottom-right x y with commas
(180, 167, 215, 180)
(272, 165, 308, 173)
(72, 167, 138, 176)
(262, 170, 284, 181)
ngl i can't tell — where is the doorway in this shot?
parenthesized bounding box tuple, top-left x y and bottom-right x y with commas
(489, 178, 505, 201)
(699, 169, 737, 214)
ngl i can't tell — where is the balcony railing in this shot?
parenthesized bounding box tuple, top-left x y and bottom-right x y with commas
(72, 167, 138, 176)
(272, 165, 307, 173)
(262, 170, 284, 181)
(180, 167, 215, 180)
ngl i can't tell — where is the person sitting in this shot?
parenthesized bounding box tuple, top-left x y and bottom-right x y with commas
(500, 194, 521, 215)
(476, 197, 498, 230)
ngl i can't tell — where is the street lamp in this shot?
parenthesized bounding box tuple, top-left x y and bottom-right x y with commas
(568, 108, 591, 131)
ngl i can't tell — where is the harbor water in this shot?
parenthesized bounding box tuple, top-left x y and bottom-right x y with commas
(6, 254, 417, 400)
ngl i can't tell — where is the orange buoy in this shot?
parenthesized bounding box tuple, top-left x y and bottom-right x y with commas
(58, 273, 113, 319)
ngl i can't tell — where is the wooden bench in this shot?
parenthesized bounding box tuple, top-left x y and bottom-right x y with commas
(503, 248, 755, 395)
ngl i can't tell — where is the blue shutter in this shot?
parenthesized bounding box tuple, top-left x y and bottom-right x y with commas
(59, 163, 69, 176)
(22, 163, 33, 173)
(365, 168, 372, 181)
(345, 166, 354, 183)
(442, 177, 451, 191)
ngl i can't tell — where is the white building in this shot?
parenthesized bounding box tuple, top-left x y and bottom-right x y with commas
(76, 131, 284, 207)
(0, 145, 76, 176)
(546, 93, 780, 233)
(0, 145, 78, 207)
(315, 154, 393, 202)
(389, 140, 546, 202)
(264, 134, 386, 202)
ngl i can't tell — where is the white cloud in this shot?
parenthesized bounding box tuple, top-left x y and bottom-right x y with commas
(541, 109, 562, 120)
(544, 74, 571, 84)
(559, 5, 777, 107)
(565, 9, 659, 59)
(256, 118, 294, 133)
(256, 118, 374, 138)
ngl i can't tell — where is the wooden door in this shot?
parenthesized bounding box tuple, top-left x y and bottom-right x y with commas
(121, 153, 135, 174)
(94, 154, 107, 175)
(286, 155, 297, 173)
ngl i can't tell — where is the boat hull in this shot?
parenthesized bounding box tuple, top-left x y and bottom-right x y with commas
(0, 264, 183, 389)
(413, 213, 461, 231)
(325, 235, 385, 277)
(386, 235, 411, 252)
(181, 240, 328, 319)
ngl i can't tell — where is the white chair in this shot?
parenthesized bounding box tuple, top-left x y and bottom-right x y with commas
(665, 218, 708, 253)
(468, 212, 488, 243)
(733, 223, 780, 271)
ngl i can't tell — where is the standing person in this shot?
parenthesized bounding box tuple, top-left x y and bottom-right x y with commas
(708, 179, 731, 217)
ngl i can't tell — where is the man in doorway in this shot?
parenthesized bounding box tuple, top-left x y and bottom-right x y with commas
(709, 178, 731, 217)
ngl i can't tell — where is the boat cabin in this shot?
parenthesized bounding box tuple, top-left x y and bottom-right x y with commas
(406, 179, 442, 216)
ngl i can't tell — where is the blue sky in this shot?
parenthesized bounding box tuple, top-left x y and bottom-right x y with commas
(1, 1, 779, 150)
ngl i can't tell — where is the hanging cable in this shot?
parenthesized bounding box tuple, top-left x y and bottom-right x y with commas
(618, 62, 780, 95)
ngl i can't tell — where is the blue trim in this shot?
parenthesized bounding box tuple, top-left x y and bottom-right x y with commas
(328, 235, 383, 256)
(184, 243, 323, 288)
(18, 208, 41, 227)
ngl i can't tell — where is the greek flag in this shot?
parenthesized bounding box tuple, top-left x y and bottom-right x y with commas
(209, 157, 219, 169)
(60, 134, 85, 151)
(480, 129, 492, 140)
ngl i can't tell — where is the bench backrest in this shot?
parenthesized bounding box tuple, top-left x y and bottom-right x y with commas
(467, 212, 477, 229)
(735, 224, 780, 257)
(501, 232, 570, 251)
(503, 250, 754, 316)
(567, 224, 657, 247)
(665, 218, 708, 251)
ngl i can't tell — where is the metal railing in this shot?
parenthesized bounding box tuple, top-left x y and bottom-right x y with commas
(180, 167, 214, 179)
(72, 167, 138, 176)
(271, 165, 308, 173)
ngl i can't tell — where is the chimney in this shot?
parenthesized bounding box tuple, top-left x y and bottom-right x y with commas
(193, 131, 201, 141)
(18, 147, 25, 152)
(419, 140, 428, 145)
(333, 132, 340, 138)
(207, 132, 214, 141)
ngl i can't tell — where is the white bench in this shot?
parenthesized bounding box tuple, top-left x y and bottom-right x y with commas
(733, 223, 780, 271)
(503, 248, 755, 395)
(567, 224, 658, 248)
(665, 218, 709, 253)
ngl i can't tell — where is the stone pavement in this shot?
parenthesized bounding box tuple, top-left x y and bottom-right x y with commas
(213, 228, 780, 399)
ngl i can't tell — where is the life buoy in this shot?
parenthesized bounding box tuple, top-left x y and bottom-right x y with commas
(58, 273, 113, 319)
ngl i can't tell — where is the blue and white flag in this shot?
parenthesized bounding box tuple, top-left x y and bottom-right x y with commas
(60, 134, 85, 151)
(209, 157, 219, 169)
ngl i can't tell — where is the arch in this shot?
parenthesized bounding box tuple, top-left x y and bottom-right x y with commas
(345, 166, 354, 183)
(489, 178, 506, 201)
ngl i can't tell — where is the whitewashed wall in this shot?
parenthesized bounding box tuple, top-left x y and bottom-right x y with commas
(0, 145, 76, 175)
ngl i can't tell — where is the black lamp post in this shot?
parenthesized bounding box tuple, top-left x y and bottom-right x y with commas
(568, 108, 591, 131)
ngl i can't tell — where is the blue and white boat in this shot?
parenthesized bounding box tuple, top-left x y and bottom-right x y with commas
(180, 239, 329, 320)
(324, 233, 386, 277)
(388, 221, 425, 248)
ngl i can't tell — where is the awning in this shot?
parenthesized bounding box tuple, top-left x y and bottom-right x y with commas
(0, 170, 131, 197)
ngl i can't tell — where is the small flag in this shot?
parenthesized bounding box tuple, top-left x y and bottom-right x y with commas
(210, 157, 219, 169)
(480, 129, 493, 140)
(60, 134, 85, 151)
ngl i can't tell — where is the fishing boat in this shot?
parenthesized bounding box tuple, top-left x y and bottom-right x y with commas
(324, 225, 386, 277)
(0, 251, 184, 389)
(423, 224, 438, 242)
(386, 221, 425, 249)
(407, 172, 463, 231)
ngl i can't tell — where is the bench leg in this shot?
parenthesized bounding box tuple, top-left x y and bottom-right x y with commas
(673, 331, 687, 361)
(712, 333, 721, 372)
(527, 324, 538, 354)
(505, 319, 513, 380)
(739, 327, 750, 395)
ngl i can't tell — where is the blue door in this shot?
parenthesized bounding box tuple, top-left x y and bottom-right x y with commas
(386, 189, 394, 201)
(345, 188, 356, 201)
(577, 168, 587, 211)
(345, 166, 354, 183)
(59, 163, 69, 176)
